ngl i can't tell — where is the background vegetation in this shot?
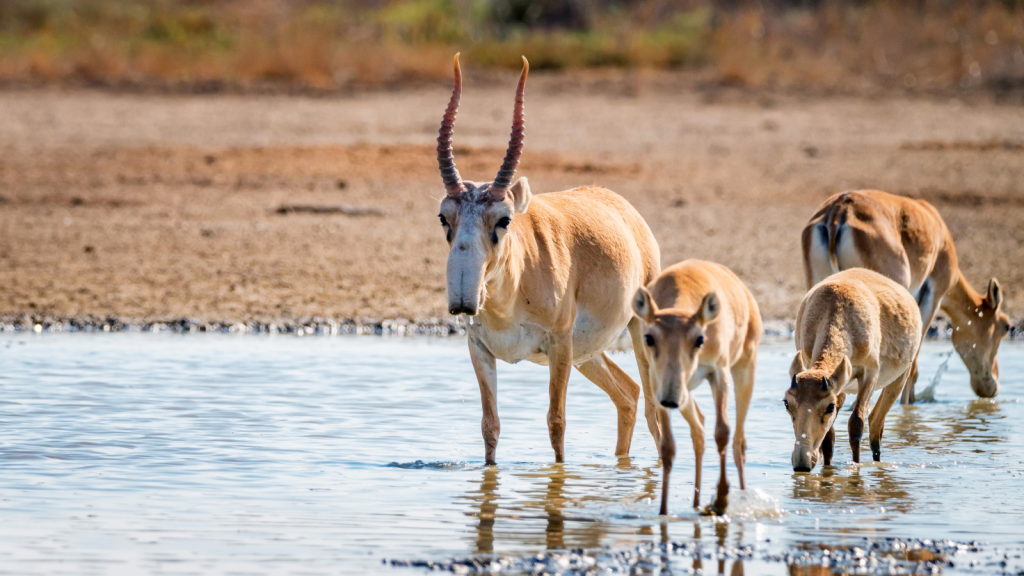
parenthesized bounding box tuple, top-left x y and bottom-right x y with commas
(0, 0, 1022, 94)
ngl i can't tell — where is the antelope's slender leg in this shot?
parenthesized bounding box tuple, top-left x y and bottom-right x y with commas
(628, 318, 662, 449)
(822, 392, 846, 466)
(900, 360, 919, 405)
(547, 336, 573, 463)
(903, 277, 941, 405)
(657, 409, 675, 516)
(707, 369, 732, 515)
(822, 426, 836, 466)
(680, 398, 705, 510)
(730, 359, 755, 491)
(849, 366, 878, 464)
(469, 336, 500, 465)
(869, 371, 909, 461)
(576, 352, 640, 457)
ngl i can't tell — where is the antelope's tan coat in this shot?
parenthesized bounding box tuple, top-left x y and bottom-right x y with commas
(802, 190, 1011, 402)
(632, 260, 761, 516)
(436, 55, 662, 465)
(785, 269, 922, 472)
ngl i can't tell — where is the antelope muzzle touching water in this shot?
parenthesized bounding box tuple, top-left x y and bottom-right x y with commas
(803, 190, 1011, 403)
(435, 54, 662, 465)
(632, 260, 762, 516)
(785, 268, 923, 473)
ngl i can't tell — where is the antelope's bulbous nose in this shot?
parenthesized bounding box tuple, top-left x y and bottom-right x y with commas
(660, 399, 679, 409)
(971, 376, 999, 398)
(791, 446, 817, 472)
(449, 303, 478, 316)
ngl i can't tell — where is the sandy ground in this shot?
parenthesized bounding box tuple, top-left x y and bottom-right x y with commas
(1, 82, 1023, 326)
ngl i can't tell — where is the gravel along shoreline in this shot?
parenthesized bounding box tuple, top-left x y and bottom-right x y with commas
(385, 538, 996, 576)
(1, 313, 1018, 342)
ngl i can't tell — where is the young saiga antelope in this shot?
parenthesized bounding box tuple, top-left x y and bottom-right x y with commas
(632, 260, 762, 516)
(436, 54, 661, 465)
(785, 268, 922, 472)
(803, 190, 1011, 403)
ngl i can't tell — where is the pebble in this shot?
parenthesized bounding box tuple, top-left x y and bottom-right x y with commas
(385, 538, 985, 575)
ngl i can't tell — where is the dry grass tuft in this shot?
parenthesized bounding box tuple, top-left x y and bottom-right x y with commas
(0, 0, 1022, 95)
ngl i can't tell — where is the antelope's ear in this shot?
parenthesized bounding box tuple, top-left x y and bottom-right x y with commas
(986, 278, 1003, 311)
(510, 177, 532, 214)
(632, 286, 657, 324)
(828, 357, 851, 392)
(696, 292, 720, 326)
(789, 352, 806, 378)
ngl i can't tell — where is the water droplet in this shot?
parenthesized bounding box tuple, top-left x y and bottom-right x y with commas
(978, 311, 983, 318)
(801, 433, 807, 438)
(968, 321, 972, 326)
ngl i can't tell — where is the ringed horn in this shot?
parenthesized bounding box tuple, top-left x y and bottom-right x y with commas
(436, 53, 529, 200)
(437, 53, 465, 196)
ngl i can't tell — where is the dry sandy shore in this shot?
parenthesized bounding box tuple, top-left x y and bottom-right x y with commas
(1, 83, 1023, 330)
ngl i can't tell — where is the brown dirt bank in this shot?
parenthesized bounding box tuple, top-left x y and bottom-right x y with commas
(1, 88, 1023, 330)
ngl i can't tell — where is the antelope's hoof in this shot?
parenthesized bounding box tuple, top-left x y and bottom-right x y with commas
(701, 499, 728, 517)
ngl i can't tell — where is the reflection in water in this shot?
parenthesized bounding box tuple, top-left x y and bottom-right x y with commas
(462, 460, 669, 555)
(1, 336, 1021, 574)
(791, 465, 913, 513)
(943, 399, 1004, 445)
(889, 398, 1006, 455)
(466, 466, 501, 553)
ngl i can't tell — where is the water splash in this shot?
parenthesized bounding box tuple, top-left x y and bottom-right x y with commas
(726, 488, 783, 519)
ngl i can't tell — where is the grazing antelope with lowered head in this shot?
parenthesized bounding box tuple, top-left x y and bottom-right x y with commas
(435, 54, 662, 465)
(803, 190, 1011, 403)
(632, 259, 761, 516)
(785, 268, 923, 472)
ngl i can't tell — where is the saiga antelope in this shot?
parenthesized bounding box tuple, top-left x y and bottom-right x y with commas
(803, 190, 1011, 403)
(785, 268, 923, 472)
(632, 260, 761, 516)
(435, 54, 662, 465)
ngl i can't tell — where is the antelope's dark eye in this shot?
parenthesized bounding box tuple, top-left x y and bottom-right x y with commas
(644, 334, 655, 347)
(825, 403, 835, 414)
(783, 399, 790, 411)
(695, 335, 705, 349)
(439, 215, 449, 227)
(496, 216, 511, 229)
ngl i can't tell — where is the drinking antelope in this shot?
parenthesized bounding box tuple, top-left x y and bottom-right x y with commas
(803, 189, 1011, 403)
(632, 260, 762, 516)
(785, 268, 923, 472)
(436, 54, 661, 465)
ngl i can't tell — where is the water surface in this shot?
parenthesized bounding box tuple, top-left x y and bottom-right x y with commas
(0, 334, 1022, 574)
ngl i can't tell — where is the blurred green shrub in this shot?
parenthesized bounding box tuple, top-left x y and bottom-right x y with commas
(0, 0, 1020, 93)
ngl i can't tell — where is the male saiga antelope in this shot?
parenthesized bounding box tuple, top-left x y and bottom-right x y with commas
(785, 268, 922, 472)
(632, 260, 761, 516)
(435, 54, 661, 465)
(803, 190, 1011, 403)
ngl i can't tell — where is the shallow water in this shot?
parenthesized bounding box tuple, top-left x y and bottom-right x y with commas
(0, 333, 1022, 575)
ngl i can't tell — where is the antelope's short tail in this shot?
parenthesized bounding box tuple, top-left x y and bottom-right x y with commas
(825, 194, 853, 275)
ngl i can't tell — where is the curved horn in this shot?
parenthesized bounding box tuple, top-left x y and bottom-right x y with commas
(437, 53, 465, 196)
(491, 56, 529, 199)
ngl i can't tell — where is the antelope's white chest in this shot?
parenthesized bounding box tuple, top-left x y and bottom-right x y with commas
(469, 307, 627, 367)
(470, 320, 549, 365)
